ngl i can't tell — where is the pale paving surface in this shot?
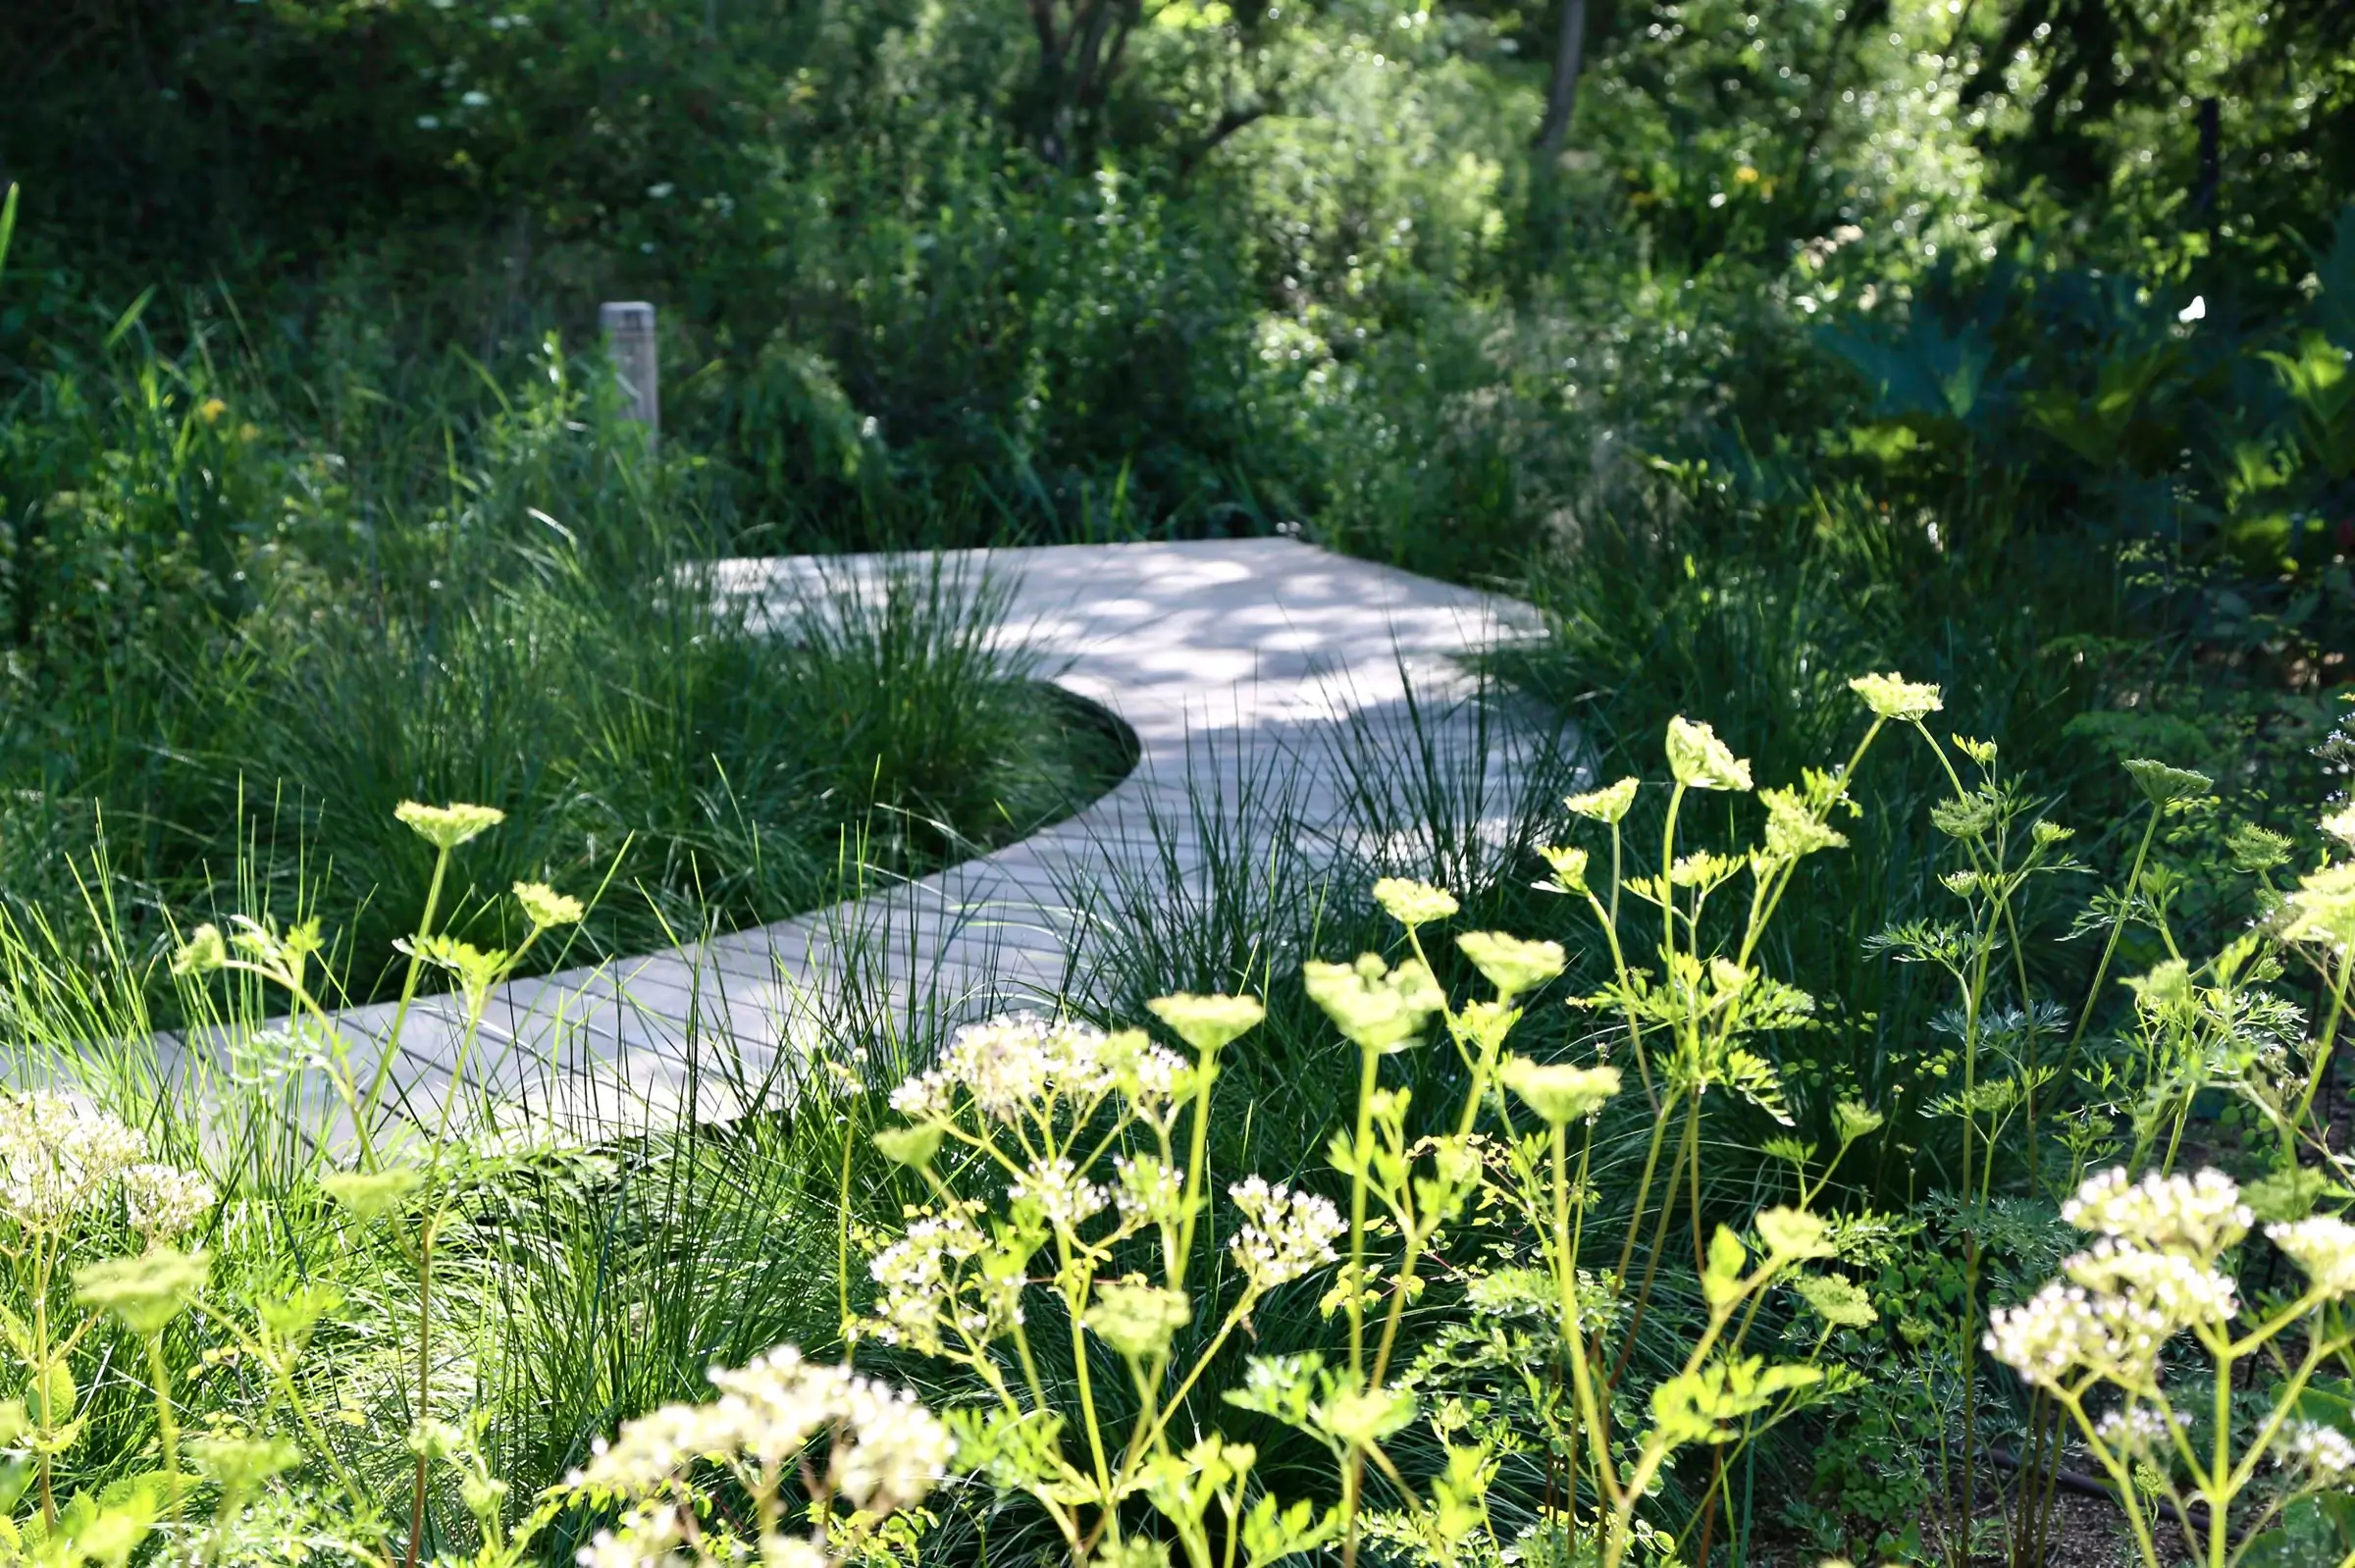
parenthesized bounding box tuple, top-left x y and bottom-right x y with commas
(330, 538, 1542, 1136)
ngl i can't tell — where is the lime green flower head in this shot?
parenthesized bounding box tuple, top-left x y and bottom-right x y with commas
(514, 880, 585, 928)
(2284, 862, 2355, 950)
(1372, 877, 1459, 928)
(395, 800, 506, 850)
(2120, 757, 2212, 806)
(1455, 931, 1566, 1000)
(1147, 991, 1265, 1056)
(1086, 1278, 1193, 1360)
(1539, 844, 1590, 894)
(171, 922, 229, 978)
(1665, 716, 1753, 792)
(322, 1166, 424, 1222)
(1847, 671, 1944, 722)
(1564, 776, 1640, 824)
(76, 1246, 209, 1335)
(1499, 1056, 1620, 1124)
(1304, 956, 1443, 1054)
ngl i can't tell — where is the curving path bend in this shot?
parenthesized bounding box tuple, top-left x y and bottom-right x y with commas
(337, 538, 1544, 1137)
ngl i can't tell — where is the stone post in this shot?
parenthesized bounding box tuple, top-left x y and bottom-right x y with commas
(598, 300, 660, 439)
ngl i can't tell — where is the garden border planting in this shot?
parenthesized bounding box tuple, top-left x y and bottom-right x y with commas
(327, 538, 1541, 1135)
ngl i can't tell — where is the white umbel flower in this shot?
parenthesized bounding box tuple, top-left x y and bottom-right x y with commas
(1227, 1176, 1344, 1292)
(2267, 1215, 2355, 1299)
(570, 1346, 951, 1518)
(2063, 1167, 2252, 1259)
(2275, 1419, 2355, 1482)
(1007, 1158, 1109, 1229)
(862, 1204, 1020, 1354)
(892, 1014, 1118, 1124)
(121, 1163, 217, 1245)
(0, 1093, 148, 1231)
(1983, 1281, 2172, 1389)
(2061, 1238, 2238, 1331)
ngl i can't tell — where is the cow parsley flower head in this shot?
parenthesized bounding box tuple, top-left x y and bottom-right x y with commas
(1454, 931, 1567, 1000)
(1848, 671, 1944, 722)
(121, 1162, 217, 1245)
(1227, 1176, 1344, 1292)
(861, 1204, 1021, 1354)
(2062, 1167, 2252, 1259)
(1563, 776, 1641, 824)
(902, 1014, 1119, 1124)
(2267, 1215, 2355, 1299)
(1499, 1057, 1621, 1124)
(1664, 716, 1753, 792)
(1007, 1158, 1108, 1229)
(571, 1346, 950, 1522)
(1371, 878, 1458, 929)
(0, 1093, 149, 1232)
(2060, 1238, 2237, 1330)
(1983, 1281, 2172, 1389)
(513, 880, 586, 927)
(2275, 1420, 2355, 1483)
(393, 801, 506, 850)
(2285, 862, 2355, 950)
(1113, 1154, 1186, 1228)
(1146, 991, 1265, 1056)
(2093, 1404, 2185, 1453)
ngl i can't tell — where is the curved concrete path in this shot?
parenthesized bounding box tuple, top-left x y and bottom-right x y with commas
(339, 538, 1544, 1136)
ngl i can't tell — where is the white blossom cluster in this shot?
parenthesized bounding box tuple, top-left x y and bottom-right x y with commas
(1113, 1154, 1186, 1228)
(1987, 1168, 2355, 1406)
(2093, 1404, 2187, 1452)
(570, 1346, 951, 1568)
(2061, 1238, 2238, 1329)
(2275, 1419, 2355, 1482)
(1226, 1176, 1344, 1293)
(889, 1014, 1181, 1124)
(0, 1093, 212, 1248)
(2062, 1167, 2252, 1258)
(1983, 1283, 2173, 1390)
(0, 1092, 151, 1230)
(861, 1204, 1021, 1354)
(1986, 1168, 2261, 1391)
(2264, 1215, 2355, 1299)
(1007, 1158, 1108, 1228)
(121, 1162, 218, 1246)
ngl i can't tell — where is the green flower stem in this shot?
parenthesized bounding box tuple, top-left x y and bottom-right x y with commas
(1125, 1298, 1250, 1459)
(1174, 1037, 1224, 1289)
(2062, 795, 2166, 1064)
(403, 1209, 442, 1568)
(1549, 1119, 1621, 1514)
(1345, 1038, 1382, 1387)
(1608, 1102, 1693, 1393)
(365, 843, 454, 1140)
(206, 1304, 379, 1543)
(31, 1238, 55, 1528)
(1063, 1282, 1117, 1541)
(1370, 927, 1504, 1388)
(2290, 947, 2352, 1139)
(146, 1331, 183, 1527)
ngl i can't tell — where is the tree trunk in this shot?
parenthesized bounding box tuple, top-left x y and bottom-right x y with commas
(1536, 0, 1589, 157)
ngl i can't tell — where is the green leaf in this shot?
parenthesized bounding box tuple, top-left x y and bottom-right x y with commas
(103, 285, 156, 351)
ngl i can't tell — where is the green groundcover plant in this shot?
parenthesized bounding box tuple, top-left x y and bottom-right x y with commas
(3, 669, 2355, 1565)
